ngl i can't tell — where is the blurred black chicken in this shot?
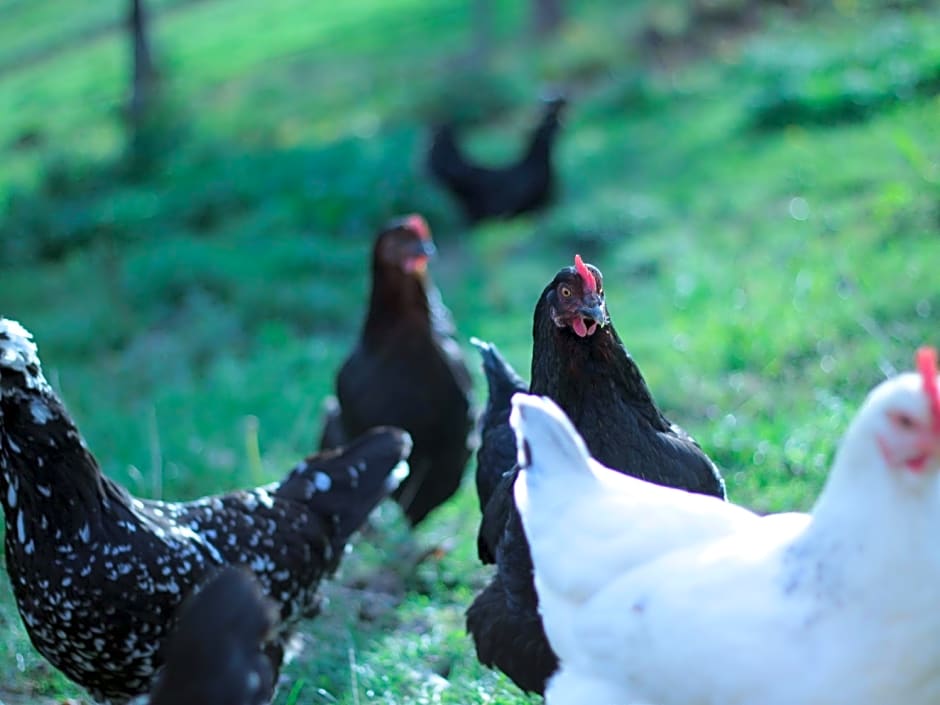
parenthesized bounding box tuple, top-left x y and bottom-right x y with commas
(147, 568, 278, 705)
(427, 96, 567, 223)
(0, 318, 411, 705)
(466, 255, 726, 694)
(319, 215, 474, 527)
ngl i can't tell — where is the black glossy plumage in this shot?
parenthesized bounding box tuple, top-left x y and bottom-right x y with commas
(319, 216, 474, 527)
(471, 338, 527, 517)
(0, 319, 412, 705)
(467, 259, 726, 694)
(427, 97, 566, 223)
(465, 506, 557, 693)
(147, 567, 277, 705)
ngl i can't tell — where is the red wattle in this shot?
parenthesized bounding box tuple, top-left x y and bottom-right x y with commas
(404, 256, 428, 273)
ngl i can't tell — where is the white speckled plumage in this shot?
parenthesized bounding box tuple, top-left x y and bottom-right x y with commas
(0, 318, 412, 704)
(0, 319, 51, 394)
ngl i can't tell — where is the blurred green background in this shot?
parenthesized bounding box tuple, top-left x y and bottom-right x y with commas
(2, 0, 940, 702)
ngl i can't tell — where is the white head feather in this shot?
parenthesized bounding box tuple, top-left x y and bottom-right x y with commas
(0, 318, 51, 394)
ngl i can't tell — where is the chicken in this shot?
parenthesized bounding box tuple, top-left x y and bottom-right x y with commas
(511, 393, 758, 604)
(510, 393, 764, 663)
(319, 214, 474, 527)
(465, 254, 726, 694)
(515, 349, 940, 705)
(147, 567, 278, 705)
(470, 337, 527, 514)
(0, 318, 412, 704)
(427, 96, 566, 223)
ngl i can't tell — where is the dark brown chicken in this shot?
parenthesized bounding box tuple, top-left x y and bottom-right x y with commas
(147, 567, 278, 705)
(319, 215, 474, 526)
(427, 96, 566, 223)
(0, 318, 412, 704)
(466, 255, 726, 694)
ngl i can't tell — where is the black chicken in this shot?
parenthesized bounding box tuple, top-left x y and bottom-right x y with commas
(0, 318, 412, 704)
(147, 567, 278, 705)
(319, 215, 474, 527)
(470, 338, 526, 515)
(466, 255, 726, 694)
(427, 96, 567, 223)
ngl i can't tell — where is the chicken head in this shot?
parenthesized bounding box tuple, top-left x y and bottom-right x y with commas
(546, 254, 607, 338)
(864, 347, 940, 475)
(374, 213, 436, 275)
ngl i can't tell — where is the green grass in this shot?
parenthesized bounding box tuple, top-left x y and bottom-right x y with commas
(2, 0, 940, 701)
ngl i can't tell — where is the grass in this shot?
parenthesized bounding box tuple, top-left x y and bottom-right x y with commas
(2, 0, 940, 701)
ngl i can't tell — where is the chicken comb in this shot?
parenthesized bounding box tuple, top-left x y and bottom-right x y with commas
(916, 346, 940, 433)
(404, 214, 432, 242)
(574, 254, 597, 294)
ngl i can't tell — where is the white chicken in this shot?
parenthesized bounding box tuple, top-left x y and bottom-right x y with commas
(511, 388, 763, 657)
(512, 347, 940, 705)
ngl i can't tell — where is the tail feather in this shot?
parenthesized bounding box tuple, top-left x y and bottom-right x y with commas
(539, 94, 567, 126)
(428, 123, 475, 190)
(466, 569, 558, 695)
(511, 393, 598, 548)
(512, 394, 760, 614)
(510, 394, 593, 483)
(473, 338, 528, 513)
(277, 427, 412, 549)
(472, 338, 528, 411)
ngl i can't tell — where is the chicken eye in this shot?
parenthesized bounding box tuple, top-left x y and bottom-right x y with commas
(560, 286, 572, 298)
(892, 412, 916, 430)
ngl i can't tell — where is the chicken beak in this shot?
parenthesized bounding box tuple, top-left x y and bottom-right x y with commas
(904, 430, 940, 474)
(419, 240, 437, 258)
(402, 240, 436, 274)
(921, 429, 940, 458)
(577, 299, 606, 327)
(406, 239, 436, 259)
(404, 257, 428, 274)
(568, 298, 606, 338)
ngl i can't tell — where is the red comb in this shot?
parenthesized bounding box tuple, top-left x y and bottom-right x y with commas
(574, 254, 597, 294)
(404, 214, 431, 241)
(916, 346, 940, 433)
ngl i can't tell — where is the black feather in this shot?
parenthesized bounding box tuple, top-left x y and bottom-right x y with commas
(465, 516, 558, 694)
(147, 567, 277, 705)
(471, 338, 527, 515)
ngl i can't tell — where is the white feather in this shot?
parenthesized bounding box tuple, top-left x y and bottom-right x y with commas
(0, 318, 52, 393)
(512, 394, 758, 606)
(513, 370, 940, 705)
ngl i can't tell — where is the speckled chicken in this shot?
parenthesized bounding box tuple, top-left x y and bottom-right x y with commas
(466, 255, 726, 694)
(319, 215, 474, 526)
(0, 318, 412, 705)
(147, 567, 278, 705)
